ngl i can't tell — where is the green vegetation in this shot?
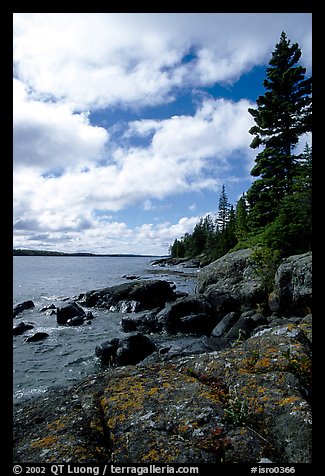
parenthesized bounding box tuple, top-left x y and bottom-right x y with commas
(169, 32, 312, 264)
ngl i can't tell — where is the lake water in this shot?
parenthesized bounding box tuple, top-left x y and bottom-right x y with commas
(13, 256, 198, 401)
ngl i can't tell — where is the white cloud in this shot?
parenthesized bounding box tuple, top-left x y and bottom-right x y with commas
(13, 205, 200, 256)
(13, 94, 257, 257)
(13, 13, 312, 111)
(13, 79, 109, 172)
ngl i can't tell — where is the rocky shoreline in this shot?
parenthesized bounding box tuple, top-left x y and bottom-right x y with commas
(13, 249, 312, 463)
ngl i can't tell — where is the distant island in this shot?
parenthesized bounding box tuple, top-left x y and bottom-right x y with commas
(13, 249, 161, 258)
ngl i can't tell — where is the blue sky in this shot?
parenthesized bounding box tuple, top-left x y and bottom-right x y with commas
(13, 13, 312, 255)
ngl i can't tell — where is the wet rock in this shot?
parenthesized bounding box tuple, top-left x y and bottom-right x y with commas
(66, 316, 86, 326)
(57, 302, 86, 325)
(13, 321, 34, 336)
(78, 280, 175, 312)
(95, 338, 120, 365)
(13, 300, 35, 318)
(121, 309, 162, 334)
(95, 334, 156, 366)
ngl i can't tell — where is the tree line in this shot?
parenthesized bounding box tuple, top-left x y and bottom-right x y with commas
(170, 32, 312, 264)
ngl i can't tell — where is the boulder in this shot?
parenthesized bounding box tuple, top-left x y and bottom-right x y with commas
(95, 338, 120, 366)
(57, 302, 86, 326)
(211, 312, 239, 337)
(13, 321, 34, 336)
(269, 252, 312, 316)
(197, 249, 266, 317)
(25, 332, 49, 342)
(78, 280, 175, 312)
(156, 294, 215, 335)
(95, 334, 156, 366)
(116, 334, 156, 366)
(66, 316, 86, 326)
(225, 314, 258, 340)
(13, 300, 35, 318)
(121, 309, 162, 334)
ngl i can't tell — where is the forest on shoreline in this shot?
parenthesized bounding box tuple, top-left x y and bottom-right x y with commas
(169, 32, 312, 268)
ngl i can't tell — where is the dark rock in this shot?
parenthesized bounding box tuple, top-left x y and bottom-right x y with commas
(79, 280, 175, 312)
(57, 302, 86, 325)
(120, 315, 141, 332)
(156, 294, 215, 335)
(67, 316, 86, 326)
(95, 338, 120, 365)
(178, 313, 214, 335)
(121, 309, 161, 334)
(25, 332, 49, 342)
(211, 312, 239, 337)
(13, 321, 34, 336)
(95, 334, 156, 367)
(225, 315, 258, 340)
(116, 334, 156, 366)
(250, 312, 268, 326)
(13, 300, 35, 318)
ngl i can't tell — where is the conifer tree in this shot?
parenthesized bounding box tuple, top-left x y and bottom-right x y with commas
(247, 31, 312, 229)
(235, 194, 249, 241)
(217, 185, 230, 231)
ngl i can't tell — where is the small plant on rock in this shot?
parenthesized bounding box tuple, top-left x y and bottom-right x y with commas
(224, 388, 252, 426)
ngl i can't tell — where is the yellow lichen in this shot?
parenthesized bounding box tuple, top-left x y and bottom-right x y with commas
(47, 418, 67, 431)
(30, 435, 58, 448)
(278, 396, 300, 406)
(148, 387, 158, 397)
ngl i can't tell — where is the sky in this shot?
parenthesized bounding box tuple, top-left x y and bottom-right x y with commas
(13, 13, 312, 256)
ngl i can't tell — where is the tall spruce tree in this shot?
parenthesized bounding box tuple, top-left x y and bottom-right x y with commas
(217, 185, 230, 231)
(247, 31, 312, 229)
(235, 193, 249, 241)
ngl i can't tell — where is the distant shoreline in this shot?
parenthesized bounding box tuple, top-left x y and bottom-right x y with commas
(13, 249, 164, 258)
